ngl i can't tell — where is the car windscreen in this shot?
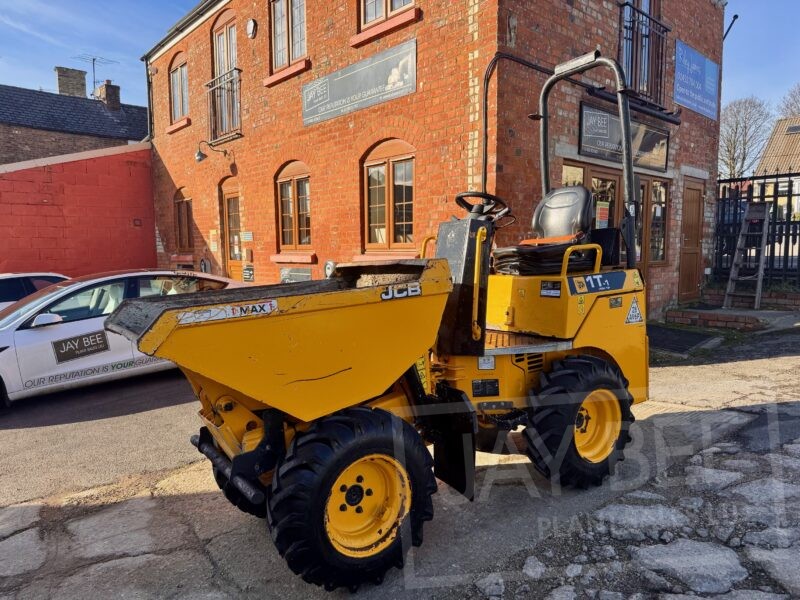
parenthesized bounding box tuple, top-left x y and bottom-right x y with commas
(0, 280, 82, 330)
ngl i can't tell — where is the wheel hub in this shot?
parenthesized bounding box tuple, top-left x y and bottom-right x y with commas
(345, 484, 365, 506)
(573, 389, 622, 464)
(324, 454, 410, 558)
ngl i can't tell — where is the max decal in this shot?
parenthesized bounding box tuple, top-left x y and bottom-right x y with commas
(177, 301, 278, 324)
(52, 331, 110, 364)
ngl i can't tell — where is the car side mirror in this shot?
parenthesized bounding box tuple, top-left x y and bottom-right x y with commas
(31, 313, 64, 328)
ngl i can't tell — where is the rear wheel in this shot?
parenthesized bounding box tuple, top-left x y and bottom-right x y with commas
(523, 355, 634, 487)
(268, 407, 436, 591)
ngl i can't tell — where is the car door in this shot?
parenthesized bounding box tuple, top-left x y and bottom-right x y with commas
(13, 279, 133, 395)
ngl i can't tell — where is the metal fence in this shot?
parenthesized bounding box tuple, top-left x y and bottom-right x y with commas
(715, 173, 800, 287)
(206, 68, 241, 143)
(618, 1, 670, 108)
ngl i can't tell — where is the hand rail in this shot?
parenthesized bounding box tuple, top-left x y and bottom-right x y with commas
(419, 235, 437, 259)
(472, 227, 488, 341)
(560, 244, 604, 278)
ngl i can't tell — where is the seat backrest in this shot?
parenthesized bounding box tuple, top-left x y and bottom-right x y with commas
(531, 186, 593, 239)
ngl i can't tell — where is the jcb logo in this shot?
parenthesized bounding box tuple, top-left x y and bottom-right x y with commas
(381, 283, 422, 301)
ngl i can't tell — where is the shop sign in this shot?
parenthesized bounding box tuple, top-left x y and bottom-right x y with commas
(302, 39, 416, 125)
(579, 103, 669, 172)
(674, 40, 720, 121)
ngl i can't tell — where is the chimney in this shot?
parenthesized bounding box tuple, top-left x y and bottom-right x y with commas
(54, 66, 87, 97)
(95, 80, 121, 111)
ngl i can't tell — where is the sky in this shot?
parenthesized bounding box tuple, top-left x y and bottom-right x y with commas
(0, 0, 196, 106)
(0, 0, 796, 109)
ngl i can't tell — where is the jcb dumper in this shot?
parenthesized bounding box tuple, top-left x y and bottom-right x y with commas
(106, 51, 648, 591)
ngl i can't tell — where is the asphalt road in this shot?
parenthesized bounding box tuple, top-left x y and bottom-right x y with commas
(0, 370, 200, 507)
(2, 331, 799, 598)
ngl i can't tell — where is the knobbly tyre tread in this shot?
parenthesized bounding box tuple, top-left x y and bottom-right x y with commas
(523, 354, 635, 488)
(212, 466, 268, 518)
(267, 407, 436, 591)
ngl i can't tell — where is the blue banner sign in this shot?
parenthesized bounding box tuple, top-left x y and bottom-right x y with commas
(674, 40, 720, 121)
(302, 40, 416, 126)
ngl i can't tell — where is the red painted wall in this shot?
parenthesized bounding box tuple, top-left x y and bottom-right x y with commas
(0, 148, 157, 276)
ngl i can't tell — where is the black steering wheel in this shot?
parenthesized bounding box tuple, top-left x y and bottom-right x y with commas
(455, 191, 510, 220)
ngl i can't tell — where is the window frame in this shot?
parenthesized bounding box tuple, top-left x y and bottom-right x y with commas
(168, 54, 189, 123)
(277, 173, 312, 251)
(360, 0, 415, 30)
(174, 194, 194, 253)
(363, 153, 415, 251)
(270, 0, 307, 72)
(562, 160, 670, 266)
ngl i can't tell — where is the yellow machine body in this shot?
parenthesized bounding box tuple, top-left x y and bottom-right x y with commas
(126, 260, 452, 424)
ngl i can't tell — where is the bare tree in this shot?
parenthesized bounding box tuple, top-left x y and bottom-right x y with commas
(778, 82, 800, 117)
(718, 96, 774, 179)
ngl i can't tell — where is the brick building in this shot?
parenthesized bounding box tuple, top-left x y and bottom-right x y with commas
(144, 0, 725, 317)
(0, 67, 147, 165)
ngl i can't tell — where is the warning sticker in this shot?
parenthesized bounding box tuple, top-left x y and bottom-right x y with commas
(177, 301, 278, 325)
(626, 297, 644, 324)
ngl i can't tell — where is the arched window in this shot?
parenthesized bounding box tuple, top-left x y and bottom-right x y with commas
(174, 188, 193, 252)
(168, 52, 189, 123)
(276, 161, 311, 249)
(363, 139, 415, 249)
(210, 9, 240, 139)
(271, 0, 307, 71)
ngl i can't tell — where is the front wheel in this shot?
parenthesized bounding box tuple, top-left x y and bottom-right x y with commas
(268, 407, 436, 591)
(523, 355, 634, 488)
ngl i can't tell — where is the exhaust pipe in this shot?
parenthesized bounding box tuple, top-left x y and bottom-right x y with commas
(190, 432, 266, 506)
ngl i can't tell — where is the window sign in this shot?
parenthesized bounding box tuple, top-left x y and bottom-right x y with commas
(674, 40, 720, 121)
(579, 104, 669, 172)
(302, 40, 416, 125)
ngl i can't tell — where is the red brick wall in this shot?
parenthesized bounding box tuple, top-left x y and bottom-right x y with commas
(493, 0, 725, 318)
(0, 148, 157, 276)
(0, 123, 126, 165)
(148, 0, 497, 278)
(148, 0, 724, 319)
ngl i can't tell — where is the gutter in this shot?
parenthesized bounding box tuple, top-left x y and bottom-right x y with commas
(140, 0, 221, 61)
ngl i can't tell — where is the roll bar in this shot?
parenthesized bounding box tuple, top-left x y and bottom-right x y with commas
(538, 50, 639, 269)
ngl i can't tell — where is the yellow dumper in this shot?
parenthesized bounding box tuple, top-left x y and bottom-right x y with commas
(106, 51, 648, 591)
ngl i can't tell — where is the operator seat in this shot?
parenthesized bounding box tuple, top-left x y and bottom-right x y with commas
(493, 186, 597, 275)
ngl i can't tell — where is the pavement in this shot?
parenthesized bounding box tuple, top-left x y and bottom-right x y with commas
(1, 330, 799, 599)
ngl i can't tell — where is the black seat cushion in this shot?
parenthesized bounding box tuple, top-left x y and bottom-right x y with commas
(493, 242, 596, 276)
(493, 186, 595, 276)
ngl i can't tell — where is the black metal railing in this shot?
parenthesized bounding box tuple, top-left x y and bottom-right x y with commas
(715, 173, 800, 288)
(206, 68, 241, 143)
(618, 2, 670, 108)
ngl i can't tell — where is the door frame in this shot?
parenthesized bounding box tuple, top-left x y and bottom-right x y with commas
(678, 178, 705, 302)
(220, 192, 244, 281)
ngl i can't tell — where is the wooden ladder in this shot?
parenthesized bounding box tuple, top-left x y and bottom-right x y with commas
(723, 201, 770, 310)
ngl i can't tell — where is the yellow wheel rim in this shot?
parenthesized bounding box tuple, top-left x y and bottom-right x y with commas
(573, 389, 622, 463)
(324, 454, 410, 558)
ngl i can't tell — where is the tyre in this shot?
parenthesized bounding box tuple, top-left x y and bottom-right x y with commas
(523, 355, 634, 488)
(268, 407, 436, 591)
(0, 378, 9, 410)
(212, 465, 267, 518)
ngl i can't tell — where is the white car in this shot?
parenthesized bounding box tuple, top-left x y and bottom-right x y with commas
(0, 270, 244, 406)
(0, 273, 68, 310)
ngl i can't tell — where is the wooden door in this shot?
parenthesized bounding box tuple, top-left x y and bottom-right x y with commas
(679, 182, 704, 302)
(222, 195, 243, 280)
